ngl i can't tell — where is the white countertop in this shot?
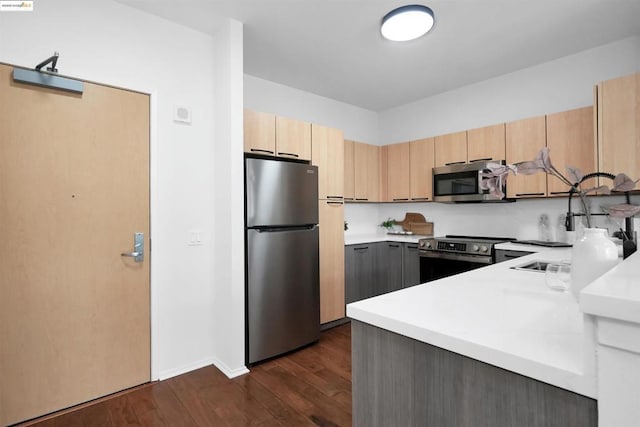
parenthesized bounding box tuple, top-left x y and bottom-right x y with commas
(495, 241, 555, 252)
(581, 250, 640, 324)
(344, 233, 426, 245)
(347, 247, 598, 398)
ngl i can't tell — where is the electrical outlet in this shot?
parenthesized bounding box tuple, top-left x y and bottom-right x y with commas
(188, 230, 203, 246)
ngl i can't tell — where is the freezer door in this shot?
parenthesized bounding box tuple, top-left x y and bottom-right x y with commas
(246, 157, 319, 227)
(247, 227, 320, 364)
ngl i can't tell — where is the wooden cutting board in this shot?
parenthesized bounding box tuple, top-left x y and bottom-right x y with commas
(408, 222, 433, 235)
(395, 212, 427, 231)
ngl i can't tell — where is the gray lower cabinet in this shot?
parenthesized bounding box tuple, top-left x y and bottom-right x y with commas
(352, 320, 597, 427)
(402, 243, 420, 288)
(345, 244, 376, 304)
(346, 241, 420, 304)
(376, 242, 403, 295)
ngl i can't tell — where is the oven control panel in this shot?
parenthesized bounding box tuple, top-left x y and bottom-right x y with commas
(438, 241, 466, 251)
(419, 237, 494, 257)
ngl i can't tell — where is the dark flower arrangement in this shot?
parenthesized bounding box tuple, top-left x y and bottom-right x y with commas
(481, 147, 640, 228)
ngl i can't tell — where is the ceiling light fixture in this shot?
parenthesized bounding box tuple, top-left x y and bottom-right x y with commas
(381, 4, 435, 42)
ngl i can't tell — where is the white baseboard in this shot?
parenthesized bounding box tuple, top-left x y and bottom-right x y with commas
(157, 357, 249, 381)
(211, 357, 250, 379)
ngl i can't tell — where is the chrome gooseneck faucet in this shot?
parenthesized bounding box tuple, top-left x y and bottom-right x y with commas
(566, 171, 636, 258)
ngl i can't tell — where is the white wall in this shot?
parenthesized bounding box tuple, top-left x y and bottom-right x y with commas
(0, 0, 243, 379)
(211, 19, 248, 378)
(244, 74, 380, 144)
(379, 36, 640, 144)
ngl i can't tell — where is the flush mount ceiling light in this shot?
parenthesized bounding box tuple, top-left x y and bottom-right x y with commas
(381, 4, 435, 42)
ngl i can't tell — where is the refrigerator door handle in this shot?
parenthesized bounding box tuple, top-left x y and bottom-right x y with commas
(253, 225, 317, 233)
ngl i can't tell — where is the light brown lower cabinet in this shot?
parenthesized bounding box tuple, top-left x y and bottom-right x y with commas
(319, 200, 345, 324)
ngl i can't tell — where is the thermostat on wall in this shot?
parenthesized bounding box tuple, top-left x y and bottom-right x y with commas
(173, 105, 192, 124)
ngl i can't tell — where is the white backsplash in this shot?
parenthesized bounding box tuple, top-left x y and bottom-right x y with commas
(344, 195, 637, 241)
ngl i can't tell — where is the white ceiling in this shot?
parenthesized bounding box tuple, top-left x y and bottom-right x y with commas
(115, 0, 640, 111)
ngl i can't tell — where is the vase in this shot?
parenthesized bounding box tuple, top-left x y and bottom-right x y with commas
(570, 228, 619, 300)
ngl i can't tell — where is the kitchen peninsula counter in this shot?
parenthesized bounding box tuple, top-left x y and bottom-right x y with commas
(347, 247, 605, 426)
(347, 247, 597, 397)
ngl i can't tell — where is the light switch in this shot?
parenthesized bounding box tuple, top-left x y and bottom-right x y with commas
(188, 230, 203, 246)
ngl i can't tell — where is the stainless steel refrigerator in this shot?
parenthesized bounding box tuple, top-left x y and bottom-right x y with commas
(245, 157, 320, 365)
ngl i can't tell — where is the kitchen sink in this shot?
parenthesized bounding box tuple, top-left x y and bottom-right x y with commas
(510, 260, 553, 272)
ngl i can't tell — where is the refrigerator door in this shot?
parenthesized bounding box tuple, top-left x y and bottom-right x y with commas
(246, 157, 319, 227)
(247, 227, 320, 364)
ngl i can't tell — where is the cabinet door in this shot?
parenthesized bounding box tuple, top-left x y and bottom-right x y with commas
(598, 72, 640, 181)
(387, 142, 411, 201)
(319, 201, 345, 324)
(276, 116, 312, 161)
(402, 243, 420, 288)
(354, 142, 369, 201)
(409, 137, 434, 201)
(345, 244, 375, 304)
(312, 124, 344, 200)
(434, 131, 467, 167)
(506, 116, 547, 198)
(547, 107, 595, 196)
(375, 242, 404, 295)
(344, 140, 355, 201)
(467, 124, 505, 163)
(244, 109, 275, 155)
(365, 144, 380, 202)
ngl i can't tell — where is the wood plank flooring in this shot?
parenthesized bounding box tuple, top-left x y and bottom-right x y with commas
(18, 323, 352, 427)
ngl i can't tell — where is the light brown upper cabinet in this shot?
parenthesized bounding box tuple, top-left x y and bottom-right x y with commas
(366, 144, 381, 202)
(467, 124, 506, 163)
(312, 124, 344, 200)
(409, 137, 435, 201)
(596, 72, 640, 181)
(506, 115, 547, 198)
(244, 109, 312, 161)
(434, 131, 467, 167)
(353, 142, 380, 202)
(276, 116, 312, 161)
(318, 200, 345, 324)
(546, 106, 595, 196)
(344, 140, 355, 200)
(244, 109, 276, 156)
(386, 142, 411, 201)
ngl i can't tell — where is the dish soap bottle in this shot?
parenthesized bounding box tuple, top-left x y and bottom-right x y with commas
(538, 213, 552, 242)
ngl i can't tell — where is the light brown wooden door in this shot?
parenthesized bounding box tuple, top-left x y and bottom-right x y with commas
(312, 124, 344, 200)
(276, 116, 312, 161)
(597, 72, 640, 180)
(318, 201, 345, 324)
(434, 131, 467, 167)
(467, 124, 506, 163)
(506, 115, 548, 198)
(386, 142, 411, 201)
(365, 143, 380, 202)
(344, 140, 355, 201)
(353, 141, 368, 201)
(409, 137, 435, 201)
(547, 106, 595, 196)
(0, 64, 150, 425)
(244, 109, 276, 156)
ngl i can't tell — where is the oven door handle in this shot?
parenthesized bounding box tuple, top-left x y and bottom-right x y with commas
(419, 251, 493, 265)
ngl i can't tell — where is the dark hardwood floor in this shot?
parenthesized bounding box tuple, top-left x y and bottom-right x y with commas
(20, 323, 352, 427)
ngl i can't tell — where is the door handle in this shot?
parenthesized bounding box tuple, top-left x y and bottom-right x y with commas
(121, 232, 144, 262)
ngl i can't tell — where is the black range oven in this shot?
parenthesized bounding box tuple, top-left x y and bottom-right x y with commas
(419, 235, 515, 282)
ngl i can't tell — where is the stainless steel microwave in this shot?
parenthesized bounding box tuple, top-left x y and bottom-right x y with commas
(432, 160, 508, 203)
